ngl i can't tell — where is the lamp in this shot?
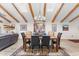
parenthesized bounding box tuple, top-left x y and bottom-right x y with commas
(34, 4, 47, 21)
(34, 11, 47, 22)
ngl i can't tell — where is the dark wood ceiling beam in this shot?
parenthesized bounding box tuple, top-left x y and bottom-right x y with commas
(12, 3, 27, 23)
(43, 3, 47, 16)
(28, 3, 34, 18)
(0, 16, 11, 23)
(60, 4, 79, 23)
(52, 3, 64, 23)
(69, 15, 79, 23)
(0, 4, 20, 23)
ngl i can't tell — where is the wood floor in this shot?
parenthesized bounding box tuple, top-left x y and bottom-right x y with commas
(69, 40, 79, 43)
(0, 39, 79, 56)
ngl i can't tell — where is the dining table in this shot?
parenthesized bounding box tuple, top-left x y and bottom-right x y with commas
(24, 33, 58, 52)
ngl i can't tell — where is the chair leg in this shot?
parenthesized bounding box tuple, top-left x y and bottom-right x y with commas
(56, 44, 58, 52)
(47, 46, 50, 53)
(23, 44, 26, 52)
(31, 47, 33, 53)
(39, 46, 41, 52)
(23, 44, 24, 49)
(52, 44, 54, 49)
(23, 42, 27, 52)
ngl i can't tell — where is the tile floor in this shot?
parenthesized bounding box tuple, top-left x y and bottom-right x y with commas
(0, 39, 79, 56)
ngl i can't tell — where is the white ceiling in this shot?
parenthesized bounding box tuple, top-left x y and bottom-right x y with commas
(0, 3, 79, 24)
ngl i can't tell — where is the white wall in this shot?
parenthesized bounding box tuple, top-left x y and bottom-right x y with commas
(0, 22, 79, 40)
(45, 22, 79, 40)
(0, 23, 33, 39)
(57, 23, 79, 39)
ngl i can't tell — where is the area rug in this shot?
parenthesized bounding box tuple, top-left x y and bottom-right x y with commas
(11, 46, 70, 56)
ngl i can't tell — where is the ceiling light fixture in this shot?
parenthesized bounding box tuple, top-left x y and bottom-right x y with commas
(34, 4, 47, 22)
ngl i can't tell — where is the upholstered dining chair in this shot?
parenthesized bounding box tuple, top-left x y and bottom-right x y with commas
(41, 36, 50, 52)
(48, 32, 55, 38)
(48, 32, 55, 50)
(57, 32, 62, 49)
(21, 32, 26, 51)
(21, 32, 31, 52)
(25, 31, 32, 45)
(53, 32, 62, 52)
(25, 31, 32, 38)
(31, 36, 40, 53)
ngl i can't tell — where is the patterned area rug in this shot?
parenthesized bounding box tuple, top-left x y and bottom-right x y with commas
(11, 46, 70, 56)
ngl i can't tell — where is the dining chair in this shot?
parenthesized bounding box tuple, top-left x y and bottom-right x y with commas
(21, 32, 31, 52)
(25, 31, 32, 45)
(57, 32, 62, 49)
(53, 32, 62, 52)
(31, 36, 40, 53)
(48, 32, 55, 49)
(41, 36, 50, 53)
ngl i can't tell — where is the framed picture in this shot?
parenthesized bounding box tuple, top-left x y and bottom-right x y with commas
(34, 20, 45, 33)
(63, 25, 69, 31)
(20, 24, 27, 31)
(52, 24, 57, 32)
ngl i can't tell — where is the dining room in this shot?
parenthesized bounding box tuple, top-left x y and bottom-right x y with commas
(0, 3, 79, 56)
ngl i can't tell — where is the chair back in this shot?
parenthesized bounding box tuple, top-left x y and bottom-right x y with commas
(21, 32, 25, 40)
(57, 33, 62, 39)
(31, 36, 40, 46)
(25, 31, 32, 39)
(41, 36, 50, 46)
(56, 32, 62, 49)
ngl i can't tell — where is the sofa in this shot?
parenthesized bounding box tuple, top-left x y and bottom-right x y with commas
(0, 34, 19, 51)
